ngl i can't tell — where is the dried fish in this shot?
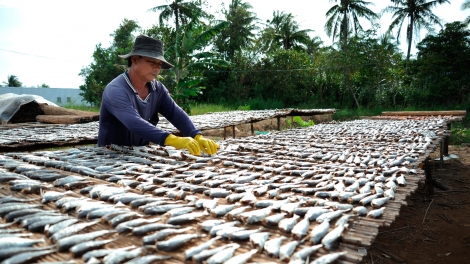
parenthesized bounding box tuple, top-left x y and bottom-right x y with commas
(309, 220, 330, 244)
(322, 224, 345, 250)
(279, 241, 299, 261)
(115, 217, 161, 233)
(103, 247, 147, 264)
(262, 213, 286, 227)
(70, 238, 115, 257)
(157, 233, 206, 251)
(132, 222, 181, 236)
(367, 207, 385, 219)
(205, 244, 240, 264)
(57, 230, 116, 252)
(142, 227, 192, 244)
(278, 215, 300, 233)
(1, 249, 56, 264)
(291, 217, 310, 240)
(209, 221, 240, 237)
(223, 249, 257, 264)
(185, 236, 221, 260)
(229, 227, 264, 241)
(310, 252, 346, 264)
(239, 208, 272, 225)
(125, 254, 172, 264)
(51, 221, 99, 243)
(192, 244, 236, 263)
(264, 236, 286, 258)
(0, 237, 45, 250)
(167, 211, 208, 225)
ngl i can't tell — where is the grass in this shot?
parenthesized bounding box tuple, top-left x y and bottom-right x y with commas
(189, 103, 236, 115)
(63, 104, 100, 112)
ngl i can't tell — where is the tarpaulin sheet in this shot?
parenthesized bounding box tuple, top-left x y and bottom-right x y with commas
(0, 93, 58, 124)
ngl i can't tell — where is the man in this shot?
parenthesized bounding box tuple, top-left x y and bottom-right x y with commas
(98, 35, 218, 156)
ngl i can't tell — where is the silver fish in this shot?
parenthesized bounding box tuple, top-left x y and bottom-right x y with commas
(211, 204, 237, 217)
(310, 252, 346, 264)
(82, 246, 136, 262)
(216, 226, 246, 239)
(223, 249, 257, 264)
(103, 247, 146, 264)
(0, 237, 45, 250)
(167, 211, 208, 225)
(70, 238, 115, 257)
(290, 245, 322, 261)
(157, 233, 206, 251)
(279, 240, 299, 261)
(1, 249, 56, 264)
(210, 221, 240, 237)
(359, 194, 382, 206)
(229, 227, 264, 241)
(371, 197, 390, 208)
(291, 217, 310, 240)
(309, 220, 330, 244)
(353, 206, 368, 216)
(264, 236, 286, 258)
(115, 217, 161, 233)
(226, 206, 251, 220)
(143, 227, 192, 245)
(384, 188, 395, 199)
(45, 218, 79, 237)
(41, 190, 75, 203)
(239, 208, 272, 225)
(305, 207, 331, 221)
(262, 213, 286, 226)
(253, 185, 268, 196)
(192, 244, 236, 263)
(226, 193, 246, 204)
(367, 207, 385, 218)
(347, 192, 371, 204)
(250, 232, 271, 252)
(132, 222, 180, 236)
(199, 219, 226, 232)
(125, 254, 172, 264)
(57, 230, 116, 252)
(50, 221, 99, 243)
(205, 244, 240, 264)
(185, 236, 221, 260)
(164, 206, 195, 218)
(321, 225, 345, 250)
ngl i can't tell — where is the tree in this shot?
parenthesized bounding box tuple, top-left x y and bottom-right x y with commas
(214, 0, 259, 60)
(161, 17, 229, 113)
(409, 22, 470, 106)
(383, 0, 450, 65)
(325, 0, 379, 49)
(37, 84, 50, 88)
(148, 0, 207, 31)
(2, 75, 22, 87)
(79, 19, 140, 106)
(262, 11, 312, 52)
(462, 0, 470, 26)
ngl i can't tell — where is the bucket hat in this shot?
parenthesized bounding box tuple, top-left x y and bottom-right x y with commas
(119, 35, 174, 69)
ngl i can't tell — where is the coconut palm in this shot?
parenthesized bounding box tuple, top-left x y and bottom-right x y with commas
(214, 0, 259, 60)
(382, 0, 450, 64)
(148, 0, 206, 31)
(462, 0, 470, 26)
(2, 75, 22, 87)
(263, 11, 312, 52)
(325, 0, 379, 49)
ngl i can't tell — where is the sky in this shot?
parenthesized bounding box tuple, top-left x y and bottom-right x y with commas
(0, 0, 468, 89)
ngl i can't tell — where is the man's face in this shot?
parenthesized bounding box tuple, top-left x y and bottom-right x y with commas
(133, 56, 163, 82)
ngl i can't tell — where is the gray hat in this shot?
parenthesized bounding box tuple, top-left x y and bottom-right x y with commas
(119, 35, 174, 69)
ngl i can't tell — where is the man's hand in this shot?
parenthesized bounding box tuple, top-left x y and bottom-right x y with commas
(164, 134, 200, 155)
(194, 134, 219, 155)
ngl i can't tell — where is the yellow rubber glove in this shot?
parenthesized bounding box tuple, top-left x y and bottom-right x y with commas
(194, 134, 219, 155)
(164, 134, 200, 155)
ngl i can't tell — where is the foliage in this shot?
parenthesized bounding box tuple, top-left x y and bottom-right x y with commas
(148, 0, 208, 31)
(463, 0, 470, 26)
(2, 75, 22, 87)
(63, 104, 101, 112)
(407, 22, 470, 107)
(261, 11, 313, 53)
(159, 13, 229, 114)
(325, 0, 379, 48)
(213, 0, 259, 60)
(189, 103, 235, 115)
(286, 116, 314, 128)
(79, 19, 140, 106)
(449, 122, 470, 145)
(382, 0, 450, 63)
(37, 84, 50, 88)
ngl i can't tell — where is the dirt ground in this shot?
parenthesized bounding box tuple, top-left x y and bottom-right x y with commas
(358, 145, 470, 264)
(206, 118, 470, 264)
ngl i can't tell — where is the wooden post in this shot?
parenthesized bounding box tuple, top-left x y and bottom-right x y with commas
(277, 117, 281, 131)
(251, 122, 254, 136)
(231, 125, 235, 139)
(424, 157, 434, 195)
(443, 122, 451, 156)
(440, 139, 444, 168)
(290, 116, 293, 129)
(224, 127, 227, 140)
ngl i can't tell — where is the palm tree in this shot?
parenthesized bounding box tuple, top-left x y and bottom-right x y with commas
(148, 0, 205, 31)
(462, 0, 470, 26)
(2, 75, 22, 87)
(325, 0, 379, 49)
(264, 11, 312, 52)
(382, 0, 450, 64)
(214, 0, 259, 60)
